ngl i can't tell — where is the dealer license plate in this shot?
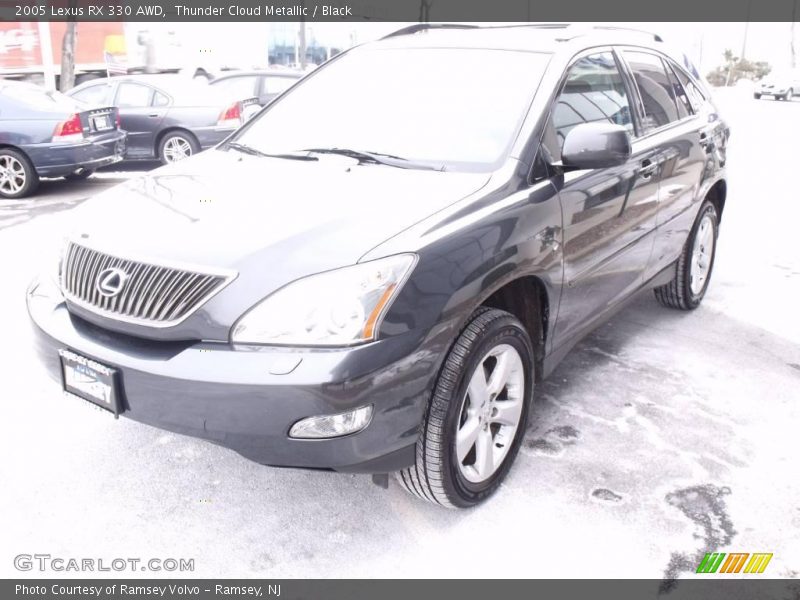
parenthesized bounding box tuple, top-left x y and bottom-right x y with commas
(59, 349, 121, 415)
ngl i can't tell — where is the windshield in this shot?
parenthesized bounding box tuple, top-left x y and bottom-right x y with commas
(231, 47, 551, 171)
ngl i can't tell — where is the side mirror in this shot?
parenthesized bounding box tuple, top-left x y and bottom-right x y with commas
(561, 123, 631, 170)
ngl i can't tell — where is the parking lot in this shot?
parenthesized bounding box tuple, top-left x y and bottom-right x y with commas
(1, 88, 798, 580)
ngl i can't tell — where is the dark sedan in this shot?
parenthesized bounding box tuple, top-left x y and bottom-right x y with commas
(0, 80, 125, 199)
(66, 75, 257, 164)
(209, 69, 302, 106)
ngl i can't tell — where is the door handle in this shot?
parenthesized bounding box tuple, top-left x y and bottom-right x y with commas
(639, 159, 657, 179)
(148, 113, 162, 118)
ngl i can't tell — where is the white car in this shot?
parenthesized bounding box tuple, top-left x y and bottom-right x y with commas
(755, 70, 800, 101)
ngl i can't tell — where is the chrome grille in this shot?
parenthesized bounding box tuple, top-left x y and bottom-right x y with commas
(61, 243, 231, 325)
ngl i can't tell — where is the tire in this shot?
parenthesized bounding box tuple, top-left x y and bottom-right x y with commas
(0, 148, 39, 199)
(753, 93, 761, 99)
(786, 89, 794, 101)
(654, 200, 719, 310)
(157, 131, 200, 165)
(64, 169, 94, 181)
(396, 308, 534, 508)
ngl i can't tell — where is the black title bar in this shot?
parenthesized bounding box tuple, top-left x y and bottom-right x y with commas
(1, 0, 800, 22)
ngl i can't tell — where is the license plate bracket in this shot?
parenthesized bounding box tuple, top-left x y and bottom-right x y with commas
(92, 115, 112, 131)
(59, 349, 122, 417)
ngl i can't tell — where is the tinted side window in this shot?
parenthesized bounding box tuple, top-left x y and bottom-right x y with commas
(672, 65, 706, 112)
(72, 84, 113, 106)
(542, 52, 634, 162)
(265, 76, 295, 95)
(214, 76, 258, 99)
(623, 51, 680, 131)
(153, 90, 170, 107)
(663, 64, 691, 118)
(116, 83, 153, 108)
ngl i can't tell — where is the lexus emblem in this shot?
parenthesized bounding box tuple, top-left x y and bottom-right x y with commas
(95, 267, 129, 298)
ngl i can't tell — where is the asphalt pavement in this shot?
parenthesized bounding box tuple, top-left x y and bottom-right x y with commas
(1, 88, 798, 581)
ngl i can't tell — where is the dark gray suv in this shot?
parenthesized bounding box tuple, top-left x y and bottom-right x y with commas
(27, 24, 729, 508)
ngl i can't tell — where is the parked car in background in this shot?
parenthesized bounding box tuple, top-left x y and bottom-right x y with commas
(0, 80, 124, 199)
(754, 69, 800, 101)
(66, 75, 257, 164)
(27, 24, 729, 508)
(209, 69, 302, 107)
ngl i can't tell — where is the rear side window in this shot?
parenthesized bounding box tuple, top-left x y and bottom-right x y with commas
(671, 64, 706, 112)
(663, 65, 692, 118)
(264, 76, 295, 95)
(213, 76, 258, 100)
(541, 51, 634, 162)
(623, 51, 681, 132)
(115, 83, 153, 108)
(153, 90, 170, 107)
(71, 83, 113, 106)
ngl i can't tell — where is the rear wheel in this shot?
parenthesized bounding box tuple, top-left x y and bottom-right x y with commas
(0, 148, 39, 199)
(654, 201, 718, 310)
(396, 308, 534, 508)
(158, 132, 199, 165)
(753, 93, 761, 99)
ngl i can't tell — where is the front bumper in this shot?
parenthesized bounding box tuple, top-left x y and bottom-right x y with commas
(24, 131, 126, 177)
(26, 275, 439, 473)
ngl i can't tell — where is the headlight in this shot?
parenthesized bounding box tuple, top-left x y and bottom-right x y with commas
(231, 254, 417, 346)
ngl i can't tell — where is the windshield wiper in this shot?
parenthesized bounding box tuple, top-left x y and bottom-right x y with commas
(227, 142, 318, 161)
(300, 147, 441, 171)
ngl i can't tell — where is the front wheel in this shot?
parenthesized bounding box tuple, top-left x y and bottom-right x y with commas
(753, 93, 762, 99)
(396, 308, 534, 508)
(654, 200, 719, 310)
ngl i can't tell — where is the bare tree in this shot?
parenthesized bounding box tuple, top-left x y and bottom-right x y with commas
(59, 0, 79, 91)
(59, 21, 77, 91)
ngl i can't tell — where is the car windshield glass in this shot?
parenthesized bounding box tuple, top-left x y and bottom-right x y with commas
(3, 85, 85, 111)
(232, 48, 551, 171)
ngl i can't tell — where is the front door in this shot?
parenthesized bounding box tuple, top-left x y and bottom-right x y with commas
(544, 50, 662, 348)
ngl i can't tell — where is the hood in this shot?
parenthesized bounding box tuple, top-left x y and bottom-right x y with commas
(66, 148, 490, 340)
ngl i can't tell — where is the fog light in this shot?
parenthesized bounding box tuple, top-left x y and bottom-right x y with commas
(289, 405, 373, 439)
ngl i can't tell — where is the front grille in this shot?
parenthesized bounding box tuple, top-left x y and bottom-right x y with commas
(61, 243, 232, 326)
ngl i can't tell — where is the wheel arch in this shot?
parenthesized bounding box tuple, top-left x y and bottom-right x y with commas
(479, 275, 549, 381)
(706, 178, 727, 224)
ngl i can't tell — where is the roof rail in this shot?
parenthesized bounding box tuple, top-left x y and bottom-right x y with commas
(592, 25, 663, 42)
(381, 23, 479, 39)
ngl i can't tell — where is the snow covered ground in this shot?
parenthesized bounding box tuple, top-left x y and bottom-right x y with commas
(0, 89, 798, 581)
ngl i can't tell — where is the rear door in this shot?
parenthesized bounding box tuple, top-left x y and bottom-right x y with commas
(618, 49, 709, 280)
(544, 49, 661, 347)
(113, 82, 164, 158)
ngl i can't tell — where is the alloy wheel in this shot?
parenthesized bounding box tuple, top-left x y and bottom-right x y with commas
(0, 155, 26, 196)
(163, 136, 193, 163)
(456, 343, 525, 484)
(690, 213, 715, 295)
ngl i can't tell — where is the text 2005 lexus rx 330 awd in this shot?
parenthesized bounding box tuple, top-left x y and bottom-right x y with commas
(28, 25, 729, 507)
